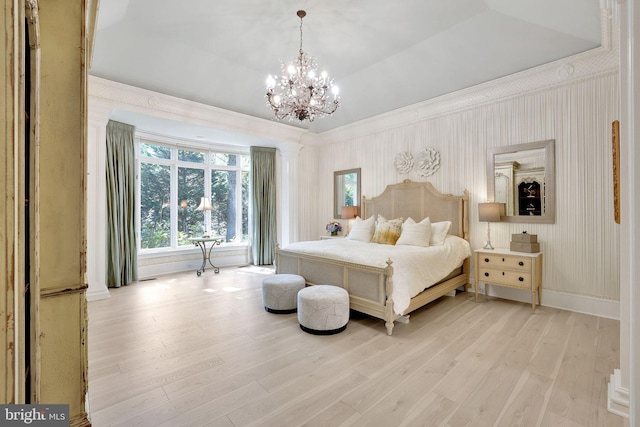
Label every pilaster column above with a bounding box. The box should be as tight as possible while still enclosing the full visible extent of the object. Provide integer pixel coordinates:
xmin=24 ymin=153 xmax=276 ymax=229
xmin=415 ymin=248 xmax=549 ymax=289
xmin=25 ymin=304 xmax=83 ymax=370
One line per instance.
xmin=86 ymin=100 xmax=112 ymax=301
xmin=608 ymin=0 xmax=635 ymax=421
xmin=277 ymin=141 xmax=303 ymax=246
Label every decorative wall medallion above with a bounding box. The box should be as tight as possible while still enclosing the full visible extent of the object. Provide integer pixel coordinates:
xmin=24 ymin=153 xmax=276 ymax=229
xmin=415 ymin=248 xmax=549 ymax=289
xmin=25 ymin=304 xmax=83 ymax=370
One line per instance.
xmin=414 ymin=147 xmax=441 ymax=177
xmin=557 ymin=63 xmax=575 ymax=79
xmin=148 ymin=96 xmax=160 ymax=107
xmin=394 ymin=152 xmax=414 ymax=174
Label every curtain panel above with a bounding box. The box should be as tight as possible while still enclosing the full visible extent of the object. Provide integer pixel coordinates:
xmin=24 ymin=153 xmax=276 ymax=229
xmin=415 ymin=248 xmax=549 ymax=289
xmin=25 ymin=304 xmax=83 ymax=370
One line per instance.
xmin=106 ymin=120 xmax=138 ymax=287
xmin=250 ymin=146 xmax=277 ymax=265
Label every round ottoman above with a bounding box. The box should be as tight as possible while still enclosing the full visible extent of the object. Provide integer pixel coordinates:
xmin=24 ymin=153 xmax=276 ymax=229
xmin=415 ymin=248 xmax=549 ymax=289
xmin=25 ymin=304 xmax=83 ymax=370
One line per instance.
xmin=297 ymin=285 xmax=349 ymax=335
xmin=262 ymin=274 xmax=306 ymax=314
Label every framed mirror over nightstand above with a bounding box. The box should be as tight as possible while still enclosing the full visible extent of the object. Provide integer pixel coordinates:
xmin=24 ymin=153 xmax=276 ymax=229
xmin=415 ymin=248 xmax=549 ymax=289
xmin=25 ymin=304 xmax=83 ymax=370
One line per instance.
xmin=487 ymin=139 xmax=555 ymax=224
xmin=334 ymin=168 xmax=360 ymax=219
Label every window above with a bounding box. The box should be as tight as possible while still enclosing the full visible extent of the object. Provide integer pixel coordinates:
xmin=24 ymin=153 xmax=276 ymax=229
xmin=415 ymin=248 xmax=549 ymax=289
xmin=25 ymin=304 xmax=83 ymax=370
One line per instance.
xmin=138 ymin=140 xmax=250 ymax=251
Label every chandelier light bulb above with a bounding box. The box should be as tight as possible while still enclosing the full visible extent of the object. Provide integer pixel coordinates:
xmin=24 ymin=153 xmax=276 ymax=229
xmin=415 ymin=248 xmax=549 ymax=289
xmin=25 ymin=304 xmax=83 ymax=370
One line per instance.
xmin=264 ymin=10 xmax=340 ymax=122
xmin=266 ymin=75 xmax=276 ymax=88
xmin=332 ymin=86 xmax=340 ymax=96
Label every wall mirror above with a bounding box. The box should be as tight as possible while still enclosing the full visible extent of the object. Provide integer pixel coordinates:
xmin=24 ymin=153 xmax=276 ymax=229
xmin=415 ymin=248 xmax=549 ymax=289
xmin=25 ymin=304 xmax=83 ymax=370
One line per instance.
xmin=487 ymin=139 xmax=555 ymax=224
xmin=334 ymin=168 xmax=360 ymax=219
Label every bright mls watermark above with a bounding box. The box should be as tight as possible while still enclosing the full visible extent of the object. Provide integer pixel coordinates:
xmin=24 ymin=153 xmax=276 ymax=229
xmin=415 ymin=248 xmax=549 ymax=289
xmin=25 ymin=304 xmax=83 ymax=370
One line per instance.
xmin=0 ymin=405 xmax=69 ymax=426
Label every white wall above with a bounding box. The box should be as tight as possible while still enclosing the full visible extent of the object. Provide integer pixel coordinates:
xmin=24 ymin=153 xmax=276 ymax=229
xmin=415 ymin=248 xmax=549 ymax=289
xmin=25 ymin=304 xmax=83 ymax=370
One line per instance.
xmin=87 ymin=10 xmax=620 ymax=319
xmin=300 ymin=39 xmax=620 ymax=318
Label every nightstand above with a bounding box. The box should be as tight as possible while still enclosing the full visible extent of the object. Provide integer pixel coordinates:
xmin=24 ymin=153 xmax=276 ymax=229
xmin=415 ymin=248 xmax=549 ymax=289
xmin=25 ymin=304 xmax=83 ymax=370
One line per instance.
xmin=474 ymin=248 xmax=543 ymax=312
xmin=320 ymin=235 xmax=345 ymax=240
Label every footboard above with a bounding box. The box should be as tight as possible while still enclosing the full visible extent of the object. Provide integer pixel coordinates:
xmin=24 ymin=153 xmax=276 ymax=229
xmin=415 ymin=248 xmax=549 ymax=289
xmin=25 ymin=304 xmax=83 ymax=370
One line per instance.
xmin=275 ymin=247 xmax=401 ymax=335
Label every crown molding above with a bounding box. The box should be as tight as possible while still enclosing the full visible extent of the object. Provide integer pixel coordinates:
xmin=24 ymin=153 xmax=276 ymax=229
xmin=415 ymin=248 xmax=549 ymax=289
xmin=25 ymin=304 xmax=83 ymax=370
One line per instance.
xmin=320 ymin=9 xmax=620 ymax=144
xmin=88 ymin=75 xmax=319 ymax=146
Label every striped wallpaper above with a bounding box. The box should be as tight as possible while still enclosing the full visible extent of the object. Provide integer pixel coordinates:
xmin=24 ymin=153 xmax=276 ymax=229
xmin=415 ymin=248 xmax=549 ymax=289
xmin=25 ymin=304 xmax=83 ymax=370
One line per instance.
xmin=299 ymin=71 xmax=620 ymax=301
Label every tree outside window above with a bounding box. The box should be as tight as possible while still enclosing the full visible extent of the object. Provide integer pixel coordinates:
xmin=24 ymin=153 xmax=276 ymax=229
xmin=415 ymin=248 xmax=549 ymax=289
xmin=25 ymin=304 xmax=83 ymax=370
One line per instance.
xmin=138 ymin=141 xmax=250 ymax=251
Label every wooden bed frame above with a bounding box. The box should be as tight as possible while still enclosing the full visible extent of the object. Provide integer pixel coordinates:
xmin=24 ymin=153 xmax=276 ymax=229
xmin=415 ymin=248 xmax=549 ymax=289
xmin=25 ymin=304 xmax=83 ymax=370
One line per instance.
xmin=275 ymin=180 xmax=470 ymax=335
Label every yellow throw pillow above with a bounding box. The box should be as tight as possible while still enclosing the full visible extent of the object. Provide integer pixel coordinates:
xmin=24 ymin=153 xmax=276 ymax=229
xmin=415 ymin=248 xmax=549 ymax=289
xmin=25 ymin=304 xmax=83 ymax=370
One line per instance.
xmin=372 ymin=214 xmax=404 ymax=245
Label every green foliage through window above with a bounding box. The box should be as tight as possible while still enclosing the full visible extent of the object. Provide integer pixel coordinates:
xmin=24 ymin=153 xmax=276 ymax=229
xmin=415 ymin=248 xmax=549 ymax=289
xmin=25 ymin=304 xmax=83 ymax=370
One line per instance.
xmin=138 ymin=142 xmax=250 ymax=251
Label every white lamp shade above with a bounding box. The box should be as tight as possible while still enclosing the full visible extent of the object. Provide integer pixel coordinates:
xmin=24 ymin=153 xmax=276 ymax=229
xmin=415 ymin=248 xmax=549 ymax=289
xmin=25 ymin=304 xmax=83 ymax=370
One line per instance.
xmin=478 ymin=202 xmax=504 ymax=222
xmin=196 ymin=196 xmax=213 ymax=211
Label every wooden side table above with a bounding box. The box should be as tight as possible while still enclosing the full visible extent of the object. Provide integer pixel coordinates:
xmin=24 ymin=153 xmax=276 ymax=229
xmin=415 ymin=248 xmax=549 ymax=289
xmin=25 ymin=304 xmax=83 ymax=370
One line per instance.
xmin=319 ymin=235 xmax=345 ymax=240
xmin=474 ymin=248 xmax=543 ymax=312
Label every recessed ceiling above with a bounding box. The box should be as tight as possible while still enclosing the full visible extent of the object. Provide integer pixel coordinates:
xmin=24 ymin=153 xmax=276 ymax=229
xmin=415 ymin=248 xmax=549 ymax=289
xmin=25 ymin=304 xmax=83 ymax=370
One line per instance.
xmin=91 ymin=0 xmax=601 ymax=135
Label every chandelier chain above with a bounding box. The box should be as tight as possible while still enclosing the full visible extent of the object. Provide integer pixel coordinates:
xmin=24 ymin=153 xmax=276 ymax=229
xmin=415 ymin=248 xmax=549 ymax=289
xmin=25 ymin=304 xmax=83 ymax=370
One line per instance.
xmin=299 ymin=15 xmax=304 ymax=55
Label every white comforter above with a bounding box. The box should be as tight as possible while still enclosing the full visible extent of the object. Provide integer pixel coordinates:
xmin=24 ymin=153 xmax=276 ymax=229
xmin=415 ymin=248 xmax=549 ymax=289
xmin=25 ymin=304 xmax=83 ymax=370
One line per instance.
xmin=281 ymin=235 xmax=471 ymax=315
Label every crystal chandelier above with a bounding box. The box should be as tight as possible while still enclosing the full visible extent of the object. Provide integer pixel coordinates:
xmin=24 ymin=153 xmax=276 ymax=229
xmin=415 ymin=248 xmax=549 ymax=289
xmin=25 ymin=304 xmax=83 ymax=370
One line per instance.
xmin=266 ymin=10 xmax=340 ymax=122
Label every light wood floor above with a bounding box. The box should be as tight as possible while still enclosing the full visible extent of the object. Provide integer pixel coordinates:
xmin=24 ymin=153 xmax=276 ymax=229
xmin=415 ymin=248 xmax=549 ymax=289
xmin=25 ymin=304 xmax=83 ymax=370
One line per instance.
xmin=87 ymin=266 xmax=625 ymax=427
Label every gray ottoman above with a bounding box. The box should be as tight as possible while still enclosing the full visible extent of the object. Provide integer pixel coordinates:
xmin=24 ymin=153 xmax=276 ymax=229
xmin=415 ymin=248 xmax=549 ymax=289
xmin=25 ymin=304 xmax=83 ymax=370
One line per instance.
xmin=297 ymin=285 xmax=349 ymax=335
xmin=262 ymin=274 xmax=306 ymax=314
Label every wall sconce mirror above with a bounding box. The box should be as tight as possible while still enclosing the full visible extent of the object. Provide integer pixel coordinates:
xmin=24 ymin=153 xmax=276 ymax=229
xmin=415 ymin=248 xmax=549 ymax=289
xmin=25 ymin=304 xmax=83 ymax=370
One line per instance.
xmin=334 ymin=168 xmax=361 ymax=219
xmin=487 ymin=139 xmax=555 ymax=224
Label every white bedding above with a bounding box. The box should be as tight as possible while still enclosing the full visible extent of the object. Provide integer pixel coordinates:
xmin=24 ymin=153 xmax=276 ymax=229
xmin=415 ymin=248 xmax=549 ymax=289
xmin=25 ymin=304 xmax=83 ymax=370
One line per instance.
xmin=282 ymin=235 xmax=471 ymax=315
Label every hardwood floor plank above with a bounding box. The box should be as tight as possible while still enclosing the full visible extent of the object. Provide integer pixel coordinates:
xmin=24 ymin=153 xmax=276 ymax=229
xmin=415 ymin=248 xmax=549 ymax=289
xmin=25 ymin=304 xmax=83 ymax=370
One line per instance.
xmin=246 ymin=371 xmax=368 ymax=427
xmin=87 ymin=269 xmax=625 ymax=427
xmin=546 ymin=314 xmax=600 ymax=425
xmin=494 ymin=371 xmax=552 ymax=427
xmin=300 ymin=401 xmax=359 ymax=427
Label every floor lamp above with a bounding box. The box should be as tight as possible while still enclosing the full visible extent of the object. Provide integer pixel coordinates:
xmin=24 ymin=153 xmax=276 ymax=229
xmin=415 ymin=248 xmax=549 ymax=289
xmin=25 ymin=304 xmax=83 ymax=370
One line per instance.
xmin=478 ymin=202 xmax=504 ymax=250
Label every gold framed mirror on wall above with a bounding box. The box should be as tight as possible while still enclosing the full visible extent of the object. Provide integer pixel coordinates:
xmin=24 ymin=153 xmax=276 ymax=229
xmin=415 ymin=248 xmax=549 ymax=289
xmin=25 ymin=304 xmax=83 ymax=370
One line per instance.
xmin=487 ymin=139 xmax=555 ymax=224
xmin=334 ymin=168 xmax=360 ymax=219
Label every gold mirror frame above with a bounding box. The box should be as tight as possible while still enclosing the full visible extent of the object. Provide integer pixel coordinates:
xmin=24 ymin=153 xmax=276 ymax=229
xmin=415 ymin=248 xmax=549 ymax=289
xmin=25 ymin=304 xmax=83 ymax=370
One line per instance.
xmin=487 ymin=140 xmax=555 ymax=224
xmin=333 ymin=168 xmax=360 ymax=219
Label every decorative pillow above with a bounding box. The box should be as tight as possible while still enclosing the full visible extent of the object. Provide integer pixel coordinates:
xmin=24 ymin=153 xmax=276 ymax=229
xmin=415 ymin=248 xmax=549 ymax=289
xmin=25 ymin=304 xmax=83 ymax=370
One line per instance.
xmin=430 ymin=221 xmax=452 ymax=245
xmin=396 ymin=217 xmax=432 ymax=247
xmin=371 ymin=214 xmax=404 ymax=245
xmin=347 ymin=215 xmax=375 ymax=242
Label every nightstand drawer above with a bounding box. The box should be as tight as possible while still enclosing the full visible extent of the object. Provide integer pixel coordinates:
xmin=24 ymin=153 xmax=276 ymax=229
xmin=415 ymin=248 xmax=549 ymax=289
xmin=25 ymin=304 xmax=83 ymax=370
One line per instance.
xmin=478 ymin=268 xmax=532 ymax=287
xmin=478 ymin=254 xmax=531 ymax=271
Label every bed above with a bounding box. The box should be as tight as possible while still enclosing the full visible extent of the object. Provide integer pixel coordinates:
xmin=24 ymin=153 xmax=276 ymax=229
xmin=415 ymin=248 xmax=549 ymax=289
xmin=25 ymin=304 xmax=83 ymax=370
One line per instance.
xmin=275 ymin=180 xmax=470 ymax=335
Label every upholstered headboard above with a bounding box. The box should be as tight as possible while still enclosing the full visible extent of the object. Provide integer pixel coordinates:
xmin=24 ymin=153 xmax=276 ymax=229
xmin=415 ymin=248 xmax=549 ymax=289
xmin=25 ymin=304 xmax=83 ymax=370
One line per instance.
xmin=361 ymin=180 xmax=469 ymax=240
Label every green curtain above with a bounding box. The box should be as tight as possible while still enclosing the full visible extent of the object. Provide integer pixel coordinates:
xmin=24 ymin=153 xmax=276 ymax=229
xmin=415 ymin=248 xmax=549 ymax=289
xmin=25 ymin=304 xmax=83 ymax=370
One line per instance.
xmin=106 ymin=120 xmax=138 ymax=287
xmin=251 ymin=146 xmax=277 ymax=265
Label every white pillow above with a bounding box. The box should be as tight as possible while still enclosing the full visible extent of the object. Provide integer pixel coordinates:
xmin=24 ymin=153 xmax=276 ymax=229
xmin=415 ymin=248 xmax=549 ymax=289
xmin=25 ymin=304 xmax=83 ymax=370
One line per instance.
xmin=430 ymin=221 xmax=452 ymax=245
xmin=396 ymin=217 xmax=432 ymax=247
xmin=347 ymin=215 xmax=375 ymax=242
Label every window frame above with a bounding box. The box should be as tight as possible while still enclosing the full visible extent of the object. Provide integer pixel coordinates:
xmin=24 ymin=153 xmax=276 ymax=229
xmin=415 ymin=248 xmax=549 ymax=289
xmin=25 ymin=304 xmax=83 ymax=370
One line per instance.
xmin=136 ymin=136 xmax=250 ymax=255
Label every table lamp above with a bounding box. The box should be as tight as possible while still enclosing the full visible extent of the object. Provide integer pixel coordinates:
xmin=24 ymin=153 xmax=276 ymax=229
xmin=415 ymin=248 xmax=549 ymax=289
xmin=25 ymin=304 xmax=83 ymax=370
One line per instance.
xmin=478 ymin=202 xmax=504 ymax=250
xmin=196 ymin=196 xmax=213 ymax=236
xmin=341 ymin=205 xmax=359 ymax=236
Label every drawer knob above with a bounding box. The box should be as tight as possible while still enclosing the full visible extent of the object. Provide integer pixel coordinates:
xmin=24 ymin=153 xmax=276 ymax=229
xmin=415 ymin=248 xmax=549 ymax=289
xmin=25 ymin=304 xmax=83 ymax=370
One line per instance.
xmin=484 ymin=272 xmax=489 ymax=277
xmin=484 ymin=258 xmax=489 ymax=263
xmin=502 ymin=258 xmax=505 ymax=262
xmin=519 ymin=261 xmax=524 ymax=266
xmin=518 ymin=277 xmax=524 ymax=282
xmin=502 ymin=272 xmax=505 ymax=275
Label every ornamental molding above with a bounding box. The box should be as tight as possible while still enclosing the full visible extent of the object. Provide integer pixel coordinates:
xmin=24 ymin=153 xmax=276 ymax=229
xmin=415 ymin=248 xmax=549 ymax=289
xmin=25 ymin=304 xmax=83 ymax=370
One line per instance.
xmin=88 ymin=76 xmax=314 ymax=145
xmin=395 ymin=148 xmax=441 ymax=177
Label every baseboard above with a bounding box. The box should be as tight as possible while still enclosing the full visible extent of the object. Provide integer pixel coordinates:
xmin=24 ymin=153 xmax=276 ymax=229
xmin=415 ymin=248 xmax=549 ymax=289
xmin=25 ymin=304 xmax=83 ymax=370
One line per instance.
xmin=472 ymin=283 xmax=620 ymax=320
xmin=608 ymin=369 xmax=630 ymax=418
xmin=86 ymin=286 xmax=110 ymax=301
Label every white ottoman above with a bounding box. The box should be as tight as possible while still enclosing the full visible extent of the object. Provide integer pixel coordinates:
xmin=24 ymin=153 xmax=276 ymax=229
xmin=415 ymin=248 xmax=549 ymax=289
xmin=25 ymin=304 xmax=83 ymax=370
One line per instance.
xmin=297 ymin=285 xmax=349 ymax=335
xmin=262 ymin=274 xmax=306 ymax=314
